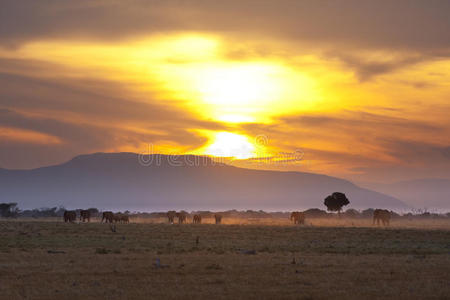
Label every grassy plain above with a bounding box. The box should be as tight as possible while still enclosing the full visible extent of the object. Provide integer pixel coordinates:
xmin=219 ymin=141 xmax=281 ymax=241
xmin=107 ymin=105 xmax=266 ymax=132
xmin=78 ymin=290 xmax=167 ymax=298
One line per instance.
xmin=0 ymin=218 xmax=449 ymax=299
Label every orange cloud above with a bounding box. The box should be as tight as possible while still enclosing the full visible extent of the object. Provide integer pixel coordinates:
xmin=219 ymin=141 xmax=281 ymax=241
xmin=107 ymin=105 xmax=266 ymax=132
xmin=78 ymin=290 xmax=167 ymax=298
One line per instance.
xmin=0 ymin=127 xmax=62 ymax=145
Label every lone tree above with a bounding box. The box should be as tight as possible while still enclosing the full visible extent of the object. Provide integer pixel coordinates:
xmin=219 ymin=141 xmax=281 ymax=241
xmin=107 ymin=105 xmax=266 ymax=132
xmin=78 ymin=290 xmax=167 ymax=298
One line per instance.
xmin=324 ymin=192 xmax=349 ymax=216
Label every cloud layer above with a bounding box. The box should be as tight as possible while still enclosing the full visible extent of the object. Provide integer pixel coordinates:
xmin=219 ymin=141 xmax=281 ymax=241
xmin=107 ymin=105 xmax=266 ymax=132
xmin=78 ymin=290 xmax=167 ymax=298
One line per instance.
xmin=2 ymin=1 xmax=450 ymax=51
xmin=0 ymin=0 xmax=449 ymax=183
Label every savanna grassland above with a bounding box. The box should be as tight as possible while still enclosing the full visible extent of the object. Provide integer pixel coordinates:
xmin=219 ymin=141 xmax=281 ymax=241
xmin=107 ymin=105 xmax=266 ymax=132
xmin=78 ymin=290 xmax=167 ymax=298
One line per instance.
xmin=1 ymin=218 xmax=449 ymax=300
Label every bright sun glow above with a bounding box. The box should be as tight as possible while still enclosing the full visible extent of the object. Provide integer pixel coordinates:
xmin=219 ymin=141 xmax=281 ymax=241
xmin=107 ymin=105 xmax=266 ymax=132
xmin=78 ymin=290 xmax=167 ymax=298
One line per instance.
xmin=185 ymin=61 xmax=319 ymax=123
xmin=203 ymin=132 xmax=256 ymax=159
xmin=3 ymin=34 xmax=321 ymax=159
xmin=196 ymin=65 xmax=281 ymax=105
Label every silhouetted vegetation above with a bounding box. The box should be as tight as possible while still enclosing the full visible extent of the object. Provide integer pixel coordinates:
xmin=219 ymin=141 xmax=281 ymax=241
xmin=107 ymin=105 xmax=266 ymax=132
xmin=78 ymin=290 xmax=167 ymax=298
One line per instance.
xmin=0 ymin=202 xmax=19 ymax=218
xmin=361 ymin=208 xmax=375 ymax=218
xmin=303 ymin=208 xmax=329 ymax=218
xmin=324 ymin=192 xmax=350 ymax=214
xmin=343 ymin=208 xmax=360 ymax=218
xmin=19 ymin=206 xmax=66 ymax=218
xmin=1 ymin=203 xmax=449 ymax=221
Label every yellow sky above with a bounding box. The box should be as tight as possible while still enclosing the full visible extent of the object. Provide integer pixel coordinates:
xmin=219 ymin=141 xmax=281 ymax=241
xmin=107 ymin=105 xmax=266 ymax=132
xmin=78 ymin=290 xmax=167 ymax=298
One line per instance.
xmin=0 ymin=34 xmax=326 ymax=152
xmin=1 ymin=22 xmax=449 ymax=182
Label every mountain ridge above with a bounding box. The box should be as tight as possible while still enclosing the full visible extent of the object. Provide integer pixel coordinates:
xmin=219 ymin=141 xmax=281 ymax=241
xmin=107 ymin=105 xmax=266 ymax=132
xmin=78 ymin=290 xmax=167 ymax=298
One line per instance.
xmin=0 ymin=152 xmax=407 ymax=211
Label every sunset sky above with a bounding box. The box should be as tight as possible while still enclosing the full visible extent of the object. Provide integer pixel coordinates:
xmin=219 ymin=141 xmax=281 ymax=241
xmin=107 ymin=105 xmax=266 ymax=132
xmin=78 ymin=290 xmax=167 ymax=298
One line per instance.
xmin=1 ymin=0 xmax=449 ymax=183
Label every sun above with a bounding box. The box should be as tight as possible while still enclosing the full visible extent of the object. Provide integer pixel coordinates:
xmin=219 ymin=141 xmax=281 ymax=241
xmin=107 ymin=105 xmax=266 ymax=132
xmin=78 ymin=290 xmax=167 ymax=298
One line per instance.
xmin=197 ymin=64 xmax=281 ymax=105
xmin=203 ymin=132 xmax=256 ymax=159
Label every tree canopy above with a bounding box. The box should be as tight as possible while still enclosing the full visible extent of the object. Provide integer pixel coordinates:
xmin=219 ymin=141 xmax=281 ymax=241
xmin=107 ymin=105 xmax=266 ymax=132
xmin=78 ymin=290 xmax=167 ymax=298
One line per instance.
xmin=324 ymin=192 xmax=350 ymax=213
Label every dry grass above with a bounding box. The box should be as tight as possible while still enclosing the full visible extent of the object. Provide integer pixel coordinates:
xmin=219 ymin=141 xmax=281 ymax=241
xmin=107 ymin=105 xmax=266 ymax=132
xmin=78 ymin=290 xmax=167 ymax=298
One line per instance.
xmin=0 ymin=219 xmax=449 ymax=299
xmin=13 ymin=216 xmax=450 ymax=230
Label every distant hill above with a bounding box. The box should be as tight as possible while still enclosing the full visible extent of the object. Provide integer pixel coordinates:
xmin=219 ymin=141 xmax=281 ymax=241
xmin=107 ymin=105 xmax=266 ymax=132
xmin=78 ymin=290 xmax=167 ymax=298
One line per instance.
xmin=362 ymin=178 xmax=450 ymax=210
xmin=0 ymin=153 xmax=407 ymax=211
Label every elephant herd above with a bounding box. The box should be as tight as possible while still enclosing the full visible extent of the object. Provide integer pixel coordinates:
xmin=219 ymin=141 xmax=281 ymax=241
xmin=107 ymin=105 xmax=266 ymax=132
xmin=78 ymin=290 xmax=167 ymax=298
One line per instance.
xmin=167 ymin=211 xmax=222 ymax=224
xmin=63 ymin=210 xmax=129 ymax=223
xmin=101 ymin=211 xmax=129 ymax=223
xmin=63 ymin=210 xmax=93 ymax=223
xmin=63 ymin=208 xmax=392 ymax=226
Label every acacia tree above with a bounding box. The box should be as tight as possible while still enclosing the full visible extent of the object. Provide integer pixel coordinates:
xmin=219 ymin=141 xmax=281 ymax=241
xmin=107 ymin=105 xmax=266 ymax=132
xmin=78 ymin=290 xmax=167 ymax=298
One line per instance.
xmin=324 ymin=192 xmax=350 ymax=216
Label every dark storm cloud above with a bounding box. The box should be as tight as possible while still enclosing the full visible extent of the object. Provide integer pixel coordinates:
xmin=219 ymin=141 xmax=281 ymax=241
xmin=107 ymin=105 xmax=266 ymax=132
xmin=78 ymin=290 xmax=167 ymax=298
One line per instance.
xmin=1 ymin=0 xmax=450 ymax=52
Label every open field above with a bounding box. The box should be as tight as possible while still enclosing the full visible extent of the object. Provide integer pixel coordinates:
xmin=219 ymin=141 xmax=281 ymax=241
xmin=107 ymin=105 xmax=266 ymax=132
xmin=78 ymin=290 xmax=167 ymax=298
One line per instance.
xmin=1 ymin=219 xmax=449 ymax=299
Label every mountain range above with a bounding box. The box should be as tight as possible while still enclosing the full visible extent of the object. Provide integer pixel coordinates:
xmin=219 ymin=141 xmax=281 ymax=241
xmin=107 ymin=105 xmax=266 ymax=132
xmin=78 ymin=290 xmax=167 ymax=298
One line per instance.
xmin=0 ymin=152 xmax=408 ymax=211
